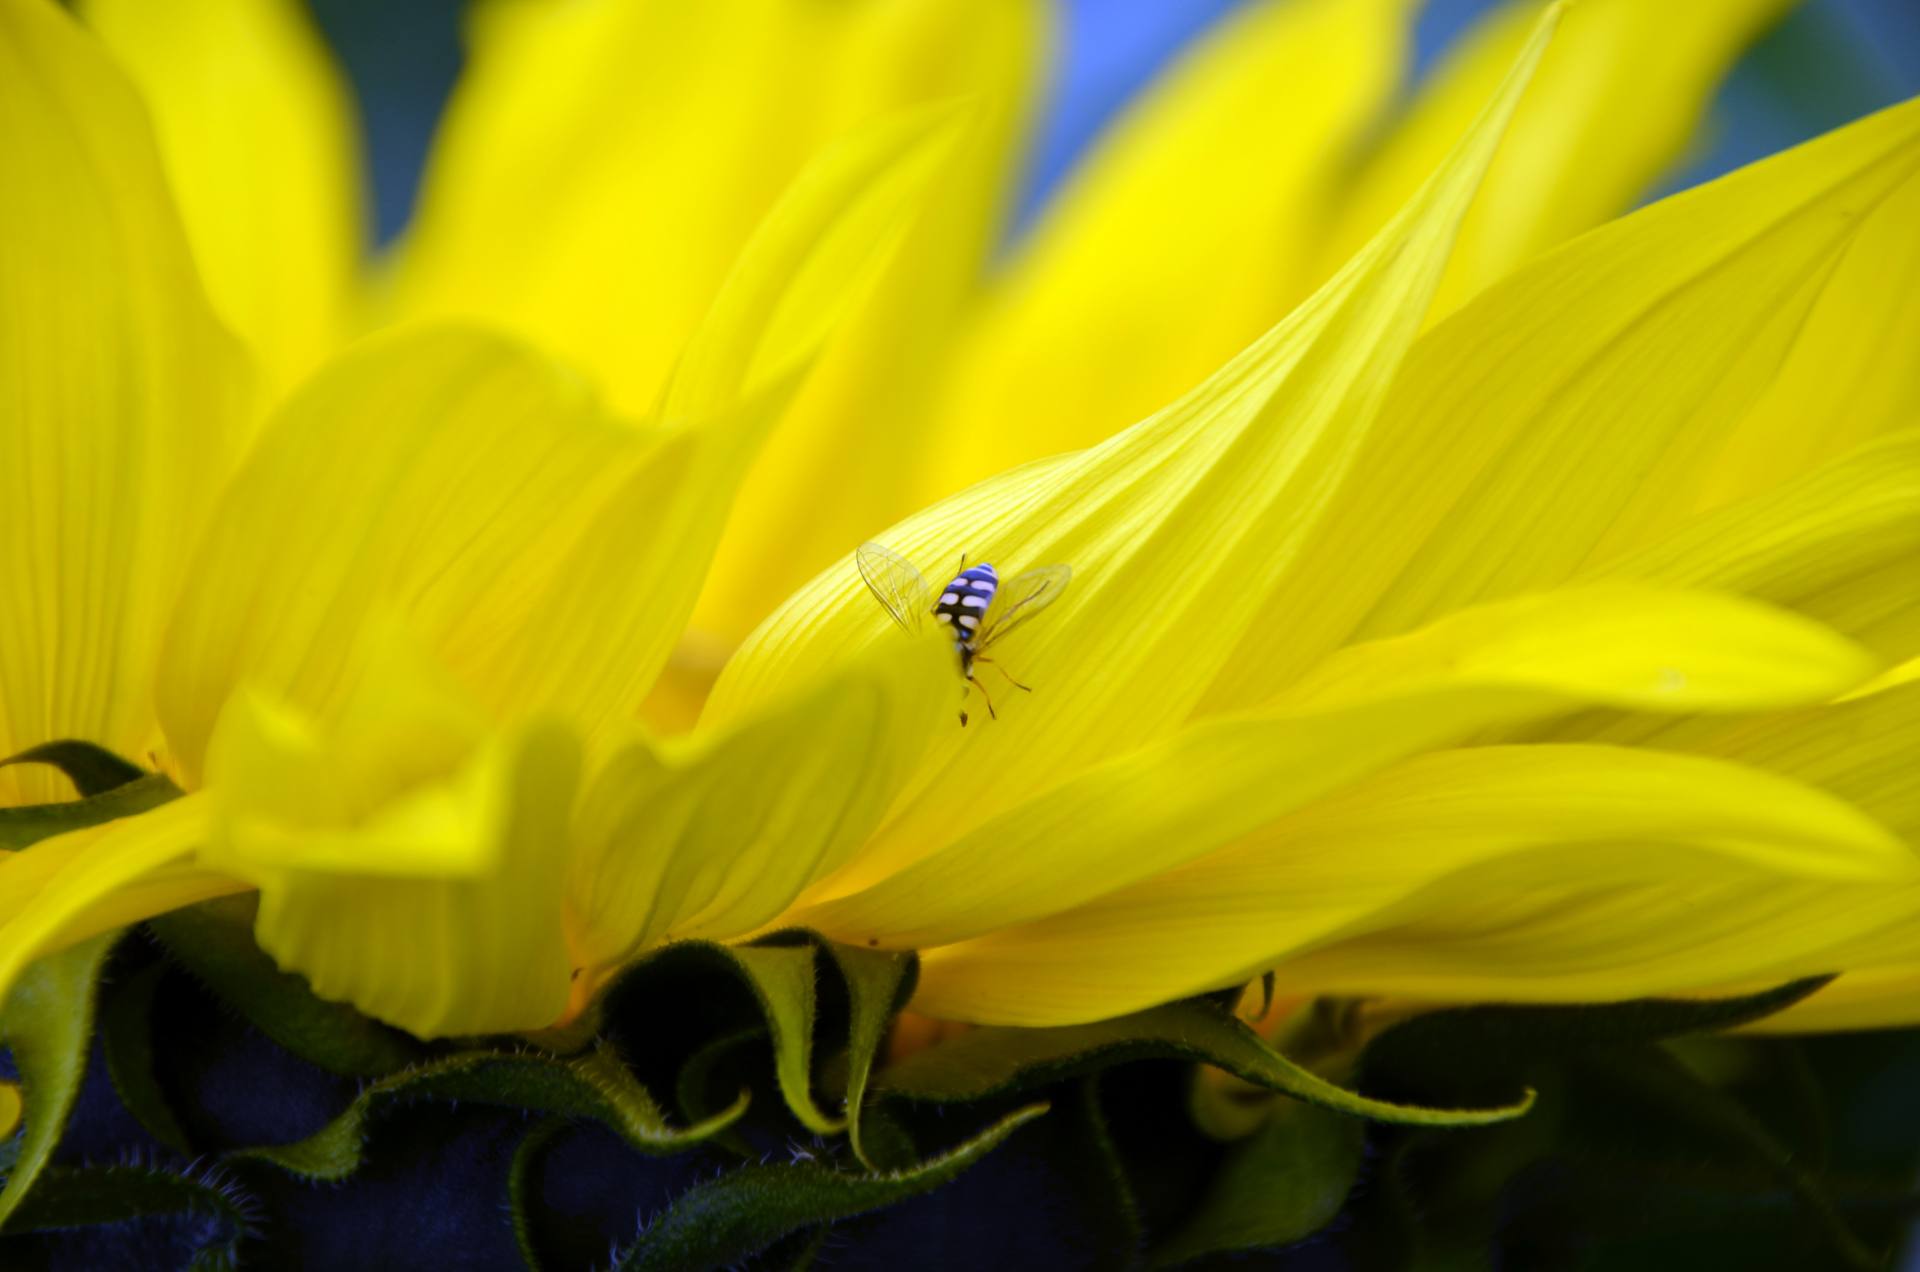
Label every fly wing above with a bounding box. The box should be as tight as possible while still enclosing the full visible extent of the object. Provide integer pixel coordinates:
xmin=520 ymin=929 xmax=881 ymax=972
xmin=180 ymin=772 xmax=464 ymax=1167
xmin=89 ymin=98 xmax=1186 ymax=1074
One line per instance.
xmin=855 ymin=541 xmax=932 ymax=632
xmin=977 ymin=564 xmax=1072 ymax=652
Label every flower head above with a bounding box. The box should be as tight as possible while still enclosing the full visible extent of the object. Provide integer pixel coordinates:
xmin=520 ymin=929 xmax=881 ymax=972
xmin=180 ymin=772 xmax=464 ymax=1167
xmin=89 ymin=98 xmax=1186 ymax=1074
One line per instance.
xmin=1 ymin=0 xmax=1916 ymax=1056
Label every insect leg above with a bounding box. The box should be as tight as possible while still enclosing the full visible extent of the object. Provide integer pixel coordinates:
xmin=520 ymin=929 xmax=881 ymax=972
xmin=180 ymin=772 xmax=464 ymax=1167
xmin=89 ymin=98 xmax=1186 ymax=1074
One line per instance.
xmin=975 ymin=656 xmax=1032 ymax=693
xmin=969 ymin=672 xmax=999 ymax=721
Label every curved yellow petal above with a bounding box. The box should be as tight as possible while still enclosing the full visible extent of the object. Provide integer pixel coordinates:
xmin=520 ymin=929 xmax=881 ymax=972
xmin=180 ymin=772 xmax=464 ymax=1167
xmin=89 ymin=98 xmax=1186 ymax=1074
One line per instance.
xmin=1321 ymin=0 xmax=1791 ymax=319
xmin=1744 ymin=966 xmax=1920 ymax=1034
xmin=1205 ymin=95 xmax=1920 ymax=710
xmin=0 ymin=795 xmax=239 ymax=1016
xmin=155 ymin=326 xmax=645 ymax=784
xmin=709 ymin=12 xmax=1621 ymax=882
xmin=917 ymin=0 xmax=1415 ymax=499
xmin=793 ymin=583 xmax=1874 ymax=948
xmin=0 ymin=0 xmax=251 ymax=805
xmin=910 ymin=747 xmax=1911 ymax=1025
xmin=80 ymin=0 xmax=362 ymax=396
xmin=566 ymin=633 xmax=949 ymax=989
xmin=1587 ymin=431 xmax=1920 ymax=664
xmin=207 ymin=715 xmax=582 ymax=1039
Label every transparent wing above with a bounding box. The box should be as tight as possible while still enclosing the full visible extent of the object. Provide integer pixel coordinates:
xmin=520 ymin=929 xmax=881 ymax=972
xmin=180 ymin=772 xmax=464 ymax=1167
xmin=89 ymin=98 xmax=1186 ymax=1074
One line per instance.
xmin=977 ymin=564 xmax=1072 ymax=652
xmin=855 ymin=541 xmax=932 ymax=632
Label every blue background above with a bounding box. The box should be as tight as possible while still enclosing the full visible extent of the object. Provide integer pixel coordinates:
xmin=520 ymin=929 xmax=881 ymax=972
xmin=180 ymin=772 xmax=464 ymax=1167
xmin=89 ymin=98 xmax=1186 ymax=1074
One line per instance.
xmin=304 ymin=0 xmax=1920 ymax=246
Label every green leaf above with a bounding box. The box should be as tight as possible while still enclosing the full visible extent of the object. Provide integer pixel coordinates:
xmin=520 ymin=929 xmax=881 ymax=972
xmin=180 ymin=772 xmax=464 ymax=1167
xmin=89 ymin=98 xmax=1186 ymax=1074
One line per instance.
xmin=0 ymin=740 xmax=146 ymax=797
xmin=234 ymin=1045 xmax=748 ymax=1181
xmin=1360 ymin=976 xmax=1837 ymax=1087
xmin=876 ymin=999 xmax=1532 ymax=1127
xmin=609 ymin=1102 xmax=1051 ymax=1271
xmin=1 ymin=1162 xmax=257 ymax=1264
xmin=0 ymin=931 xmax=118 ymax=1229
xmin=0 ymin=773 xmax=182 ymax=851
xmin=147 ymin=896 xmax=424 ymax=1078
xmin=99 ymin=962 xmax=193 ymax=1154
xmin=1152 ymin=1097 xmax=1365 ymax=1267
xmin=817 ymin=941 xmax=916 ymax=1170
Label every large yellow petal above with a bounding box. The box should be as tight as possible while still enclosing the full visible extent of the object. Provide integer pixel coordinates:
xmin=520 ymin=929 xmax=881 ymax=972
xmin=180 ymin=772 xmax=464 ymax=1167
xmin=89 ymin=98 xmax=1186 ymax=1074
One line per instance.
xmin=711 ymin=11 xmax=1589 ymax=877
xmin=566 ymin=633 xmax=949 ymax=993
xmin=80 ymin=0 xmax=362 ymax=396
xmin=1204 ymin=95 xmax=1920 ymax=710
xmin=1320 ymin=0 xmax=1791 ymax=320
xmin=0 ymin=0 xmax=251 ymax=805
xmin=0 ymin=795 xmax=240 ymax=1016
xmin=915 ymin=0 xmax=1414 ymax=500
xmin=910 ymin=746 xmax=1912 ymax=1025
xmin=792 ymin=583 xmax=1873 ymax=948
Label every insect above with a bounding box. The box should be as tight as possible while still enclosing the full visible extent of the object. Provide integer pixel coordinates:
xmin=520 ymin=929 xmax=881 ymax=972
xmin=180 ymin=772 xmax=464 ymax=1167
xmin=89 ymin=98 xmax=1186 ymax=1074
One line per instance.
xmin=856 ymin=541 xmax=1072 ymax=725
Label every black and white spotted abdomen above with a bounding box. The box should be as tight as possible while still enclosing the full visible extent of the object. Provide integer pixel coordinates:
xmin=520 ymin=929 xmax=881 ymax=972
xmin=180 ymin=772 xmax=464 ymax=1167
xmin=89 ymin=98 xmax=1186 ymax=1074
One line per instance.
xmin=933 ymin=564 xmax=999 ymax=647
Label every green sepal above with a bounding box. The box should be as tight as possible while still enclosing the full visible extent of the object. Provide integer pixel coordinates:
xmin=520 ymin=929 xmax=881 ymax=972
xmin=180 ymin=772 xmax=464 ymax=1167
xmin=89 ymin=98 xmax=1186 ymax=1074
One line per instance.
xmin=147 ymin=895 xmax=424 ymax=1078
xmin=1360 ymin=975 xmax=1836 ymax=1090
xmin=876 ymin=998 xmax=1533 ymax=1127
xmin=601 ymin=930 xmax=917 ymax=1146
xmin=0 ymin=740 xmax=146 ymax=798
xmin=0 ymin=773 xmax=181 ymax=851
xmin=99 ymin=961 xmax=194 ymax=1154
xmin=608 ymin=1101 xmax=1050 ymax=1271
xmin=233 ymin=1044 xmax=748 ymax=1181
xmin=816 ymin=940 xmax=916 ymax=1170
xmin=0 ymin=1162 xmax=257 ymax=1270
xmin=1151 ymin=1097 xmax=1364 ymax=1267
xmin=0 ymin=931 xmax=120 ymax=1229
xmin=508 ymin=1118 xmax=568 ymax=1272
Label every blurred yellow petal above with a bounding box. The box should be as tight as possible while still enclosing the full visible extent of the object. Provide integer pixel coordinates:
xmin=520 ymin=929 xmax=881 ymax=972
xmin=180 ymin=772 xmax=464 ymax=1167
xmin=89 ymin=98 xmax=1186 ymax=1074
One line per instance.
xmin=156 ymin=326 xmax=643 ymax=785
xmin=1745 ymin=966 xmax=1920 ymax=1033
xmin=81 ymin=0 xmax=362 ymax=396
xmin=794 ymin=583 xmax=1873 ymax=948
xmin=911 ymin=743 xmax=1911 ymax=1024
xmin=919 ymin=0 xmax=1414 ymax=497
xmin=392 ymin=0 xmax=1020 ymax=419
xmin=695 ymin=0 xmax=1046 ymax=641
xmin=0 ymin=0 xmax=250 ymax=805
xmin=1206 ymin=95 xmax=1920 ymax=709
xmin=0 ymin=796 xmax=238 ymax=1014
xmin=1321 ymin=0 xmax=1790 ymax=318
xmin=567 ymin=634 xmax=949 ymax=990
xmin=207 ymin=715 xmax=582 ymax=1039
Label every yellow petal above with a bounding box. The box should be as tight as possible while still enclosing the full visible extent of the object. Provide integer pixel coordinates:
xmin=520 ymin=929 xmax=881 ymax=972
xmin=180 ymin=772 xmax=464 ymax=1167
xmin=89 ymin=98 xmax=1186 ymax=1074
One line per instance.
xmin=694 ymin=0 xmax=1046 ymax=642
xmin=0 ymin=795 xmax=238 ymax=1015
xmin=566 ymin=633 xmax=949 ymax=989
xmin=80 ymin=0 xmax=362 ymax=396
xmin=1320 ymin=0 xmax=1792 ymax=319
xmin=910 ymin=746 xmax=1911 ymax=1025
xmin=1205 ymin=95 xmax=1920 ymax=710
xmin=391 ymin=0 xmax=1020 ymax=419
xmin=0 ymin=0 xmax=251 ymax=805
xmin=917 ymin=0 xmax=1415 ymax=499
xmin=155 ymin=326 xmax=645 ymax=784
xmin=1743 ymin=966 xmax=1920 ymax=1033
xmin=208 ymin=717 xmax=582 ymax=1039
xmin=709 ymin=11 xmax=1624 ymax=885
xmin=792 ymin=583 xmax=1874 ymax=948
